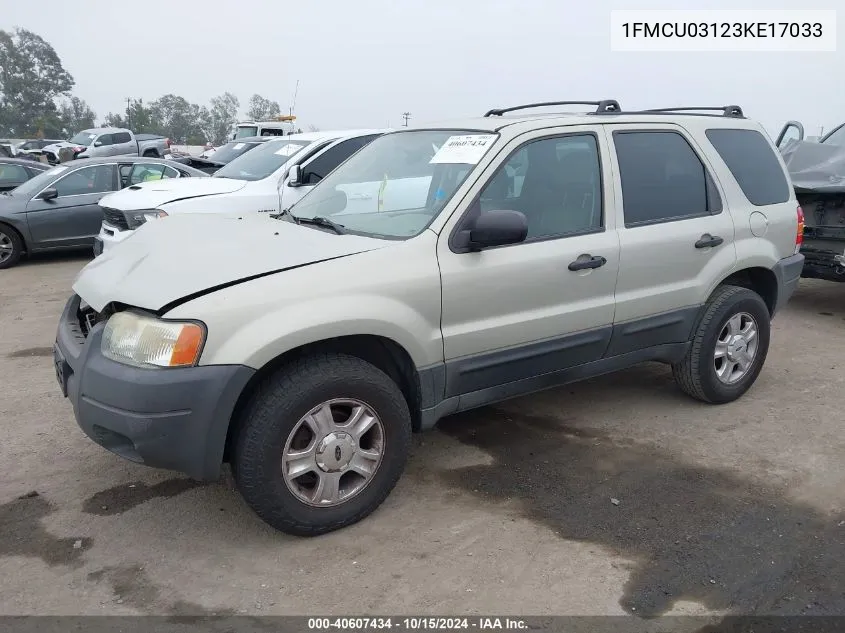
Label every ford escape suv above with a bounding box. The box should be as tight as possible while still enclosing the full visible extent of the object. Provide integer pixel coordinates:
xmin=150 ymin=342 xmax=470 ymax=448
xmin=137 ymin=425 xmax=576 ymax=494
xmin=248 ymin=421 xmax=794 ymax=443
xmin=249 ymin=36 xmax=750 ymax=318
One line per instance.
xmin=54 ymin=100 xmax=804 ymax=536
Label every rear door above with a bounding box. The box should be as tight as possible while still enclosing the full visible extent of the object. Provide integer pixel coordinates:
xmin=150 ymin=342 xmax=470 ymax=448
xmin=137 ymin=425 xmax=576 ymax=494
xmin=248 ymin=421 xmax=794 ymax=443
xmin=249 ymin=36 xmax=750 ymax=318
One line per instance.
xmin=603 ymin=124 xmax=737 ymax=355
xmin=112 ymin=131 xmax=135 ymax=155
xmin=26 ymin=164 xmax=117 ymax=248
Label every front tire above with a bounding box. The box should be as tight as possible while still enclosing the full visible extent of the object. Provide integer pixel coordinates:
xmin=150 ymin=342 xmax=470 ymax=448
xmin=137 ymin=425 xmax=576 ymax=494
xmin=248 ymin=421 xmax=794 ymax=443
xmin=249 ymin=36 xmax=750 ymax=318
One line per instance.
xmin=232 ymin=353 xmax=412 ymax=536
xmin=0 ymin=225 xmax=24 ymax=269
xmin=672 ymin=285 xmax=771 ymax=404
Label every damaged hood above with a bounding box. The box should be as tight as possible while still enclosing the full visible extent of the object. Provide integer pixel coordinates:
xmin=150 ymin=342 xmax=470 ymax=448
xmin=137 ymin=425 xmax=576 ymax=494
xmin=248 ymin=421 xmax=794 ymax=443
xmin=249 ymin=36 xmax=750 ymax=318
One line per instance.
xmin=98 ymin=177 xmax=248 ymax=211
xmin=72 ymin=214 xmax=388 ymax=312
xmin=781 ymin=139 xmax=845 ymax=193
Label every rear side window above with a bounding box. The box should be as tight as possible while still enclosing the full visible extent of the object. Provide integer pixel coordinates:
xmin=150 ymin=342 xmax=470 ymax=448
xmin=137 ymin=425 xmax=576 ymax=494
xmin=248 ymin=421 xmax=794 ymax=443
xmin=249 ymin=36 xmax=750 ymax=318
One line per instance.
xmin=113 ymin=132 xmax=131 ymax=144
xmin=705 ymin=128 xmax=791 ymax=206
xmin=613 ymin=130 xmax=721 ymax=227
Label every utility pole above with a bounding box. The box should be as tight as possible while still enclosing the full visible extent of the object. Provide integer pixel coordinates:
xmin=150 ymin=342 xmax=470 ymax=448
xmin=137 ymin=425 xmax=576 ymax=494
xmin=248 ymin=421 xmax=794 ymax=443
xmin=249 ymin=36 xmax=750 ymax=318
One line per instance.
xmin=126 ymin=97 xmax=132 ymax=129
xmin=401 ymin=112 xmax=411 ymax=127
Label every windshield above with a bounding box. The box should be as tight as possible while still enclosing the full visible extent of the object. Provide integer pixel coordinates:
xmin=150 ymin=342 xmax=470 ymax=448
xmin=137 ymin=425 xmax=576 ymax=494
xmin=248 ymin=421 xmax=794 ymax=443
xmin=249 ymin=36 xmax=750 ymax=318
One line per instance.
xmin=68 ymin=132 xmax=97 ymax=146
xmin=821 ymin=125 xmax=845 ymax=146
xmin=290 ymin=130 xmax=498 ymax=239
xmin=9 ymin=165 xmax=68 ymax=197
xmin=235 ymin=126 xmax=258 ymax=139
xmin=212 ymin=138 xmax=310 ymax=181
xmin=202 ymin=140 xmax=262 ymax=165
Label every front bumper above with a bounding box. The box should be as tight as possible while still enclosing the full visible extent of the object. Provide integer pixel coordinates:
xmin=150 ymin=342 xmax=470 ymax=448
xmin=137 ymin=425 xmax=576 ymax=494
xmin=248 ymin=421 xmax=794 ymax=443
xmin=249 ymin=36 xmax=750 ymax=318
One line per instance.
xmin=96 ymin=222 xmax=134 ymax=255
xmin=54 ymin=294 xmax=255 ymax=481
xmin=771 ymin=252 xmax=805 ymax=315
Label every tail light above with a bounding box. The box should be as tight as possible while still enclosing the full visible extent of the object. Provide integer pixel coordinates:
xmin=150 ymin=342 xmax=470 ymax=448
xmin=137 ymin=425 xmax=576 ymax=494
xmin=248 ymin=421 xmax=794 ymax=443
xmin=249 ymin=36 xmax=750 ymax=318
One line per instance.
xmin=165 ymin=138 xmax=172 ymax=147
xmin=72 ymin=146 xmax=85 ymax=153
xmin=795 ymin=205 xmax=804 ymax=254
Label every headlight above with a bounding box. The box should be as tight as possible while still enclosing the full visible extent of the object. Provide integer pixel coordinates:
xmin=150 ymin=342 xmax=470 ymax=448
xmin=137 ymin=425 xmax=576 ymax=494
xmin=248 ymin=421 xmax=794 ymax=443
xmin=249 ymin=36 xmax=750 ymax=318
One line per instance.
xmin=101 ymin=311 xmax=206 ymax=368
xmin=126 ymin=209 xmax=168 ymax=229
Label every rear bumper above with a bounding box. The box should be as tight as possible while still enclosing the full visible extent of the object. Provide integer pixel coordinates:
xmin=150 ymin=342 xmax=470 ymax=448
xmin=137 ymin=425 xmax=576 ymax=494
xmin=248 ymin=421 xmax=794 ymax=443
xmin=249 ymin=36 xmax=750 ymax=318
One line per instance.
xmin=55 ymin=294 xmax=255 ymax=481
xmin=799 ymin=246 xmax=845 ymax=282
xmin=772 ymin=252 xmax=805 ymax=315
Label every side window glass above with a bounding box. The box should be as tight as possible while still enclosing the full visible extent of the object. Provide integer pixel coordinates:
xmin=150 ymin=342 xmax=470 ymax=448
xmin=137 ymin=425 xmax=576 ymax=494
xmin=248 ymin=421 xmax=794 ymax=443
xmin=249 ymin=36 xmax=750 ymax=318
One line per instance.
xmin=0 ymin=164 xmax=28 ymax=184
xmin=128 ymin=163 xmax=167 ymax=185
xmin=476 ymin=134 xmax=603 ymax=239
xmin=613 ymin=131 xmax=713 ymax=227
xmin=113 ymin=132 xmax=131 ymax=144
xmin=96 ymin=134 xmax=113 ymax=147
xmin=706 ymin=128 xmax=792 ymax=206
xmin=303 ymin=136 xmax=379 ymax=185
xmin=163 ymin=165 xmax=180 ymax=178
xmin=54 ymin=165 xmax=116 ymax=197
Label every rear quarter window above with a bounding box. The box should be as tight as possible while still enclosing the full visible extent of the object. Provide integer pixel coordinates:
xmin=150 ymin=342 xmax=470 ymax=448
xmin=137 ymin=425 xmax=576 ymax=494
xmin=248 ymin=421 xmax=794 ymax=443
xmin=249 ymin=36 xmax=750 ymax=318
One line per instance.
xmin=705 ymin=128 xmax=791 ymax=206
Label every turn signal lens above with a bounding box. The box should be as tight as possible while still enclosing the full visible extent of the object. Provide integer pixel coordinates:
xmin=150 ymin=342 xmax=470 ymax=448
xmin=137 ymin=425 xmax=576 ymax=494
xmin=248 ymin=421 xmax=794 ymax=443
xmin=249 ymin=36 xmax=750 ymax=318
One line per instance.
xmin=101 ymin=311 xmax=206 ymax=368
xmin=795 ymin=205 xmax=805 ymax=254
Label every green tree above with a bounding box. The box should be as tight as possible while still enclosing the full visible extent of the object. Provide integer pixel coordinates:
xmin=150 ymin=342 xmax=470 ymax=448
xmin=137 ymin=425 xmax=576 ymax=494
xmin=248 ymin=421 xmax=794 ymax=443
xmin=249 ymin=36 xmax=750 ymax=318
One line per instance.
xmin=148 ymin=94 xmax=204 ymax=144
xmin=101 ymin=112 xmax=127 ymax=128
xmin=205 ymin=92 xmax=240 ymax=144
xmin=246 ymin=93 xmax=281 ymax=121
xmin=0 ymin=28 xmax=74 ymax=136
xmin=58 ymin=96 xmax=97 ymax=135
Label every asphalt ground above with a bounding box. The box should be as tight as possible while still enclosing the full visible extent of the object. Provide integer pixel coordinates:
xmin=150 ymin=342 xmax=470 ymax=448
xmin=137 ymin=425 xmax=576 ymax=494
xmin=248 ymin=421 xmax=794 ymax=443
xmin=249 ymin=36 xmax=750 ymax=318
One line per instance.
xmin=1 ymin=252 xmax=843 ymax=617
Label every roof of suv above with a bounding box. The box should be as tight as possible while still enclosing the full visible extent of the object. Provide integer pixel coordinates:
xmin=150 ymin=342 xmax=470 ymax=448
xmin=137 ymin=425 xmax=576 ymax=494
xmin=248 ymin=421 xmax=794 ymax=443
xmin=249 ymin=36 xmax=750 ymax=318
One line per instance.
xmin=403 ymin=103 xmax=760 ymax=135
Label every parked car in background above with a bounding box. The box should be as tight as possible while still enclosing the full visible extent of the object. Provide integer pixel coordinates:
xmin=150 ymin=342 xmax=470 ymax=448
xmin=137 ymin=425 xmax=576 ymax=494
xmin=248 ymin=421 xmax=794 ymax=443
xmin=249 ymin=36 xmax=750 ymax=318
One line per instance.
xmin=0 ymin=156 xmax=207 ymax=269
xmin=0 ymin=157 xmax=51 ymax=192
xmin=168 ymin=136 xmax=274 ymax=174
xmin=231 ymin=118 xmax=298 ymax=140
xmin=16 ymin=138 xmax=66 ymax=159
xmin=41 ymin=128 xmax=172 ymax=164
xmin=94 ymin=129 xmax=387 ymax=254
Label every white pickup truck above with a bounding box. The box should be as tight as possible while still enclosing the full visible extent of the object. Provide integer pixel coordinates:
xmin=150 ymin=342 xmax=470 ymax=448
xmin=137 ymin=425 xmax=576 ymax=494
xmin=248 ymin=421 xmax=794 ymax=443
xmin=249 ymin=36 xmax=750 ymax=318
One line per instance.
xmin=93 ymin=130 xmax=387 ymax=254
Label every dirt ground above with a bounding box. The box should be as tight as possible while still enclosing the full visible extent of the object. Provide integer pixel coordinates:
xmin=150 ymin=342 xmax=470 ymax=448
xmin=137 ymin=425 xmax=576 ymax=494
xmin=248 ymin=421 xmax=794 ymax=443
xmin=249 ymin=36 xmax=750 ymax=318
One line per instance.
xmin=1 ymin=252 xmax=843 ymax=618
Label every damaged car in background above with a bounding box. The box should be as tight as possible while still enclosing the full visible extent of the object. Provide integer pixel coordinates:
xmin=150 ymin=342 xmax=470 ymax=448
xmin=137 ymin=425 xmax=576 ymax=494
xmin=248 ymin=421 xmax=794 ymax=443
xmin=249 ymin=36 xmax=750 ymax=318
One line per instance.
xmin=777 ymin=120 xmax=845 ymax=282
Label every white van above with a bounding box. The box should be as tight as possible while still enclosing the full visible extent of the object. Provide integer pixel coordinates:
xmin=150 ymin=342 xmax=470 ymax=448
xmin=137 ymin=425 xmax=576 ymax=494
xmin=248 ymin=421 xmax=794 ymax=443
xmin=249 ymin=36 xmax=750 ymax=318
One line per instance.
xmin=94 ymin=130 xmax=387 ymax=254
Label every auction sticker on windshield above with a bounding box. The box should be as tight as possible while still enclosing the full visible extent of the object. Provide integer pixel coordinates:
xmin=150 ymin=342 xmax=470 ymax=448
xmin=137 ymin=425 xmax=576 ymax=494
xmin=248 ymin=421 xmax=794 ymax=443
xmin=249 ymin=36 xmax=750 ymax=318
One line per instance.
xmin=429 ymin=134 xmax=496 ymax=164
xmin=274 ymin=144 xmax=302 ymax=156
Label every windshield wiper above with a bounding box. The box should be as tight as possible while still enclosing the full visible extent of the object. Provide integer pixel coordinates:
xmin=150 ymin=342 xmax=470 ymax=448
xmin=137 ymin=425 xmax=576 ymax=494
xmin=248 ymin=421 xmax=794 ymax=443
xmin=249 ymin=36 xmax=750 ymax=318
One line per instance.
xmin=295 ymin=215 xmax=346 ymax=234
xmin=270 ymin=208 xmax=299 ymax=223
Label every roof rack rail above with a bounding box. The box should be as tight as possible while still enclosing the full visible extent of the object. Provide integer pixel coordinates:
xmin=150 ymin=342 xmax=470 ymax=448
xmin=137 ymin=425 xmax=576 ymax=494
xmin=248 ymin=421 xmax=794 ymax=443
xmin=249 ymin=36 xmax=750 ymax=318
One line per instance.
xmin=637 ymin=105 xmax=745 ymax=118
xmin=484 ymin=100 xmax=621 ymax=117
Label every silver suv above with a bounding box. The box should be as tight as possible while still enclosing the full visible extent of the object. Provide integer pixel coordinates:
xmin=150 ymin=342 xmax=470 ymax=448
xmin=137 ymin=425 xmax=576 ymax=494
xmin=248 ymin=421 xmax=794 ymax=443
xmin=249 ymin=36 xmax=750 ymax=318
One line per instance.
xmin=55 ymin=100 xmax=804 ymax=536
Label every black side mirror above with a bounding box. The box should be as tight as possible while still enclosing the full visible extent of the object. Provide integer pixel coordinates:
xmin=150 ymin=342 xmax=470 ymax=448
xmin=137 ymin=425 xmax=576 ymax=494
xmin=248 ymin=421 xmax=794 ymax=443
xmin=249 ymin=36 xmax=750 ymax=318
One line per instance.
xmin=465 ymin=210 xmax=528 ymax=251
xmin=288 ymin=164 xmax=302 ymax=187
xmin=37 ymin=187 xmax=58 ymax=201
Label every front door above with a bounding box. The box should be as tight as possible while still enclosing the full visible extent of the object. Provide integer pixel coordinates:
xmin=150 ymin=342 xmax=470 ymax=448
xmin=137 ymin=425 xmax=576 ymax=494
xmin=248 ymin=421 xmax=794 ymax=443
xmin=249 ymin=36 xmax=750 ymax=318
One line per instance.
xmin=26 ymin=164 xmax=117 ymax=249
xmin=437 ymin=127 xmax=620 ymax=399
xmin=603 ymin=124 xmax=737 ymax=353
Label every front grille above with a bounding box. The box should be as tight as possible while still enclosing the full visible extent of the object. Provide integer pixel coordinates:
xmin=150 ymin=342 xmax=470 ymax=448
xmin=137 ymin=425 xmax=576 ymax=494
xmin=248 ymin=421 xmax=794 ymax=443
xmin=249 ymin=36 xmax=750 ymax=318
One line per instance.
xmin=101 ymin=206 xmax=130 ymax=231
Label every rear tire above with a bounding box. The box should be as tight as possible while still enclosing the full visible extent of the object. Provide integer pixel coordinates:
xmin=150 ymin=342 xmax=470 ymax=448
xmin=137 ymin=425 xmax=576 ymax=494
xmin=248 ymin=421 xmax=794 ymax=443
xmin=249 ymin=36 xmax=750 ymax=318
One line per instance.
xmin=232 ymin=353 xmax=412 ymax=536
xmin=672 ymin=285 xmax=771 ymax=404
xmin=0 ymin=224 xmax=24 ymax=269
